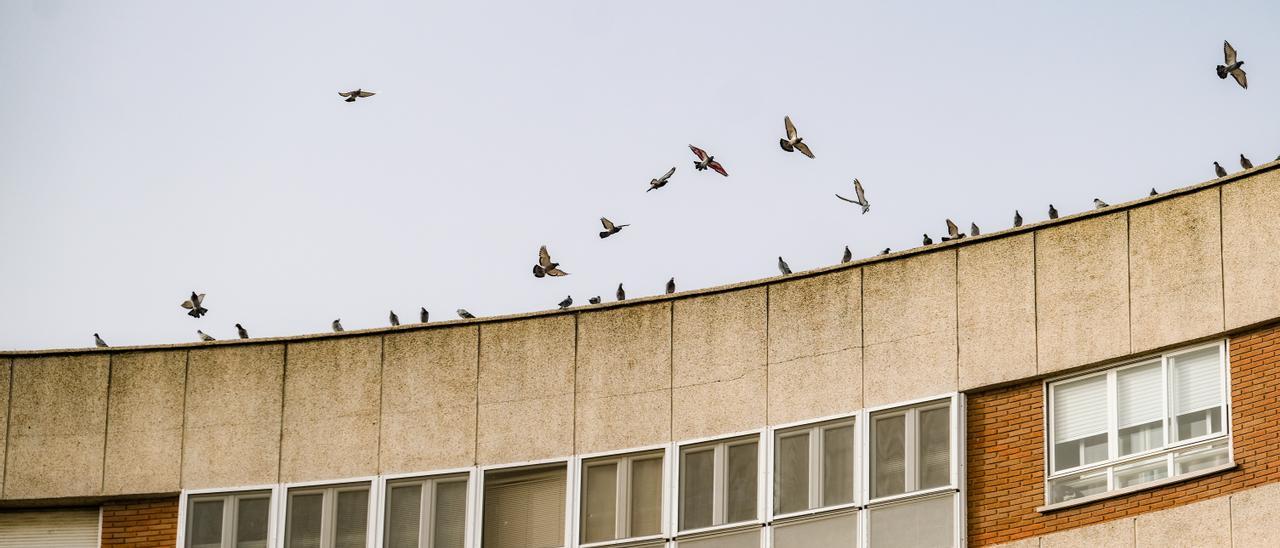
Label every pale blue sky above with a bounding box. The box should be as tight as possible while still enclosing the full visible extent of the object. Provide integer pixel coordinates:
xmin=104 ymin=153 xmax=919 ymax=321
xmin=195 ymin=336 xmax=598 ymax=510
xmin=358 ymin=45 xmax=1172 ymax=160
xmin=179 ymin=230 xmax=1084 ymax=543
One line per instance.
xmin=1 ymin=1 xmax=1277 ymax=349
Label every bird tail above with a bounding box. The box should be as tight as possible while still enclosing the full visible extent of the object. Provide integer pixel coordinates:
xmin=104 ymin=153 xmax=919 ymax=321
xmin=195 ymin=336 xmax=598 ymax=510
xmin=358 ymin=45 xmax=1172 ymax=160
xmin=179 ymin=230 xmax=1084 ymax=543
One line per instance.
xmin=1217 ymin=65 xmax=1229 ymax=78
xmin=599 ymin=232 xmax=609 ymax=238
xmin=345 ymin=97 xmax=356 ymax=102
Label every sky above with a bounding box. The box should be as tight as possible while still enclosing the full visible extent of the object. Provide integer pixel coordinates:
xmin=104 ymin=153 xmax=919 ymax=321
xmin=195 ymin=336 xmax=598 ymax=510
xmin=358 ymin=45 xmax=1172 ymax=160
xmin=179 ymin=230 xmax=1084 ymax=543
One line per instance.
xmin=1 ymin=1 xmax=1278 ymax=350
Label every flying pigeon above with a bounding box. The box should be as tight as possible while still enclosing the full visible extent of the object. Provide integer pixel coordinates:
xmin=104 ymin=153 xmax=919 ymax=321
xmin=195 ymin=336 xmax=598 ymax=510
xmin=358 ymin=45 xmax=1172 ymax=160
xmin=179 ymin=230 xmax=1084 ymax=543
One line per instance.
xmin=835 ymin=179 xmax=871 ymax=214
xmin=941 ymin=219 xmax=964 ymax=241
xmin=1214 ymin=162 xmax=1228 ymax=178
xmin=588 ymin=296 xmax=601 ymax=304
xmin=1150 ymin=188 xmax=1159 ymax=196
xmin=420 ymin=307 xmax=429 ymax=323
xmin=970 ymin=223 xmax=980 ymax=236
xmin=198 ymin=330 xmax=216 ymax=342
xmin=616 ymin=283 xmax=626 ymax=301
xmin=558 ymin=295 xmax=573 ymax=309
xmin=1217 ymin=41 xmax=1247 ymax=89
xmin=1049 ymin=205 xmax=1059 ymax=219
xmin=778 ymin=256 xmax=792 ymax=275
xmin=389 ymin=310 xmax=400 ymax=326
xmin=648 ymin=167 xmax=676 ymax=192
xmin=666 ymin=277 xmax=676 ymax=294
xmin=880 ymin=248 xmax=891 ymax=255
xmin=181 ymin=292 xmax=208 ymax=318
xmin=1241 ymin=154 xmax=1253 ymax=169
xmin=599 ymin=217 xmax=629 ymax=239
xmin=94 ymin=333 xmax=108 ymax=348
xmin=332 ymin=319 xmax=344 ymax=332
xmin=236 ymin=323 xmax=249 ymax=339
xmin=339 ymin=89 xmax=376 ymax=102
xmin=842 ymin=246 xmax=853 ymax=263
xmin=1014 ymin=210 xmax=1023 ymax=227
xmin=689 ymin=145 xmax=728 ymax=176
xmin=778 ymin=116 xmax=814 ymax=158
xmin=533 ymin=245 xmax=569 ymax=278
xmin=457 ymin=309 xmax=476 ymax=319
xmin=923 ymin=234 xmax=933 ymax=245
xmin=1093 ymin=198 xmax=1109 ymax=209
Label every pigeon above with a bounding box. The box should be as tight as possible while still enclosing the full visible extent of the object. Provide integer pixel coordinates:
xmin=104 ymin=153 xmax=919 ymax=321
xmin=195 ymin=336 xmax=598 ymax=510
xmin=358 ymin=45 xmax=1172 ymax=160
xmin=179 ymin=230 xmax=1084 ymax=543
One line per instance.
xmin=588 ymin=296 xmax=601 ymax=304
xmin=778 ymin=256 xmax=792 ymax=275
xmin=198 ymin=330 xmax=216 ymax=342
xmin=236 ymin=323 xmax=249 ymax=339
xmin=420 ymin=307 xmax=429 ymax=323
xmin=94 ymin=333 xmax=108 ymax=348
xmin=970 ymin=223 xmax=980 ymax=236
xmin=842 ymin=246 xmax=853 ymax=263
xmin=688 ymin=145 xmax=728 ymax=176
xmin=778 ymin=116 xmax=814 ymax=158
xmin=532 ymin=245 xmax=569 ymax=278
xmin=923 ymin=234 xmax=933 ymax=245
xmin=1241 ymin=154 xmax=1253 ymax=170
xmin=880 ymin=248 xmax=891 ymax=255
xmin=181 ymin=292 xmax=208 ymax=318
xmin=599 ymin=217 xmax=629 ymax=239
xmin=558 ymin=295 xmax=573 ymax=309
xmin=1013 ymin=210 xmax=1023 ymax=227
xmin=338 ymin=89 xmax=376 ymax=102
xmin=1150 ymin=188 xmax=1159 ymax=196
xmin=1276 ymin=154 xmax=1280 ymax=162
xmin=941 ymin=219 xmax=964 ymax=241
xmin=648 ymin=167 xmax=676 ymax=192
xmin=835 ymin=179 xmax=871 ymax=214
xmin=389 ymin=310 xmax=400 ymax=326
xmin=666 ymin=278 xmax=676 ymax=294
xmin=616 ymin=283 xmax=626 ymax=301
xmin=1217 ymin=41 xmax=1247 ymax=89
xmin=457 ymin=309 xmax=475 ymax=319
xmin=1049 ymin=205 xmax=1059 ymax=219
xmin=332 ymin=319 xmax=344 ymax=332
xmin=1093 ymin=198 xmax=1109 ymax=209
xmin=1214 ymin=162 xmax=1228 ymax=178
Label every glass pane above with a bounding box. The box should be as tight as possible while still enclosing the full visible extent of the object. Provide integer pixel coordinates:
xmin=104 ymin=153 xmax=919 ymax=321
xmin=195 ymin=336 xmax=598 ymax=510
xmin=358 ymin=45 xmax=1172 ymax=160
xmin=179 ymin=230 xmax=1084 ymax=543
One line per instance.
xmin=726 ymin=442 xmax=758 ymax=524
xmin=433 ymin=480 xmax=467 ymax=548
xmin=286 ymin=493 xmax=323 ymax=548
xmin=482 ymin=465 xmax=567 ymax=548
xmin=1114 ymin=456 xmax=1169 ymax=489
xmin=822 ymin=425 xmax=855 ymax=507
xmin=1176 ymin=408 xmax=1223 ymax=442
xmin=335 ymin=489 xmax=370 ymax=548
xmin=1118 ymin=421 xmax=1164 ymax=457
xmin=386 ymin=484 xmax=421 ymax=548
xmin=871 ymin=415 xmax=905 ymax=498
xmin=676 ymin=528 xmax=760 ymax=548
xmin=582 ymin=463 xmax=618 ymax=543
xmin=1174 ymin=439 xmax=1230 ymax=475
xmin=1053 ymin=433 xmax=1108 ymax=472
xmin=630 ymin=457 xmax=663 ymax=537
xmin=1046 ymin=469 xmax=1108 ymax=504
xmin=917 ymin=407 xmax=950 ymax=490
xmin=772 ymin=511 xmax=857 ymax=548
xmin=868 ymin=493 xmax=954 ymax=548
xmin=236 ymin=497 xmax=271 ymax=548
xmin=680 ymin=449 xmax=714 ymax=530
xmin=775 ymin=432 xmax=810 ymax=514
xmin=188 ymin=499 xmax=224 ymax=548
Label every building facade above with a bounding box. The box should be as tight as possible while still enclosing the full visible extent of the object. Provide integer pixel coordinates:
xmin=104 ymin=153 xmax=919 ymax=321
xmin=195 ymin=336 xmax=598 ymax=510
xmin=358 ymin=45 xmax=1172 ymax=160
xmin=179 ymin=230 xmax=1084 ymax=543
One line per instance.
xmin=1 ymin=162 xmax=1279 ymax=547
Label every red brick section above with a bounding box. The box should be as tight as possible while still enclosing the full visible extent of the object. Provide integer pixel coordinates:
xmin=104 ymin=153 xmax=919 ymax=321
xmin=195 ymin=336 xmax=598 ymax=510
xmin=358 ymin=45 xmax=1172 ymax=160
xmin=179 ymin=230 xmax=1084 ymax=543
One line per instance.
xmin=100 ymin=497 xmax=179 ymax=548
xmin=966 ymin=324 xmax=1280 ymax=546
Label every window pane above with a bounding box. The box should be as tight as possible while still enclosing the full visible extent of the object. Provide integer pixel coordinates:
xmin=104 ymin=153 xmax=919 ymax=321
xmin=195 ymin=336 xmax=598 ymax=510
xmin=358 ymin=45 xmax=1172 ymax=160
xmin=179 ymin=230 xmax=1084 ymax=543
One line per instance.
xmin=676 ymin=528 xmax=760 ymax=548
xmin=630 ymin=457 xmax=663 ymax=537
xmin=482 ymin=465 xmax=566 ymax=548
xmin=1174 ymin=439 xmax=1230 ymax=475
xmin=772 ymin=511 xmax=857 ymax=548
xmin=236 ymin=497 xmax=271 ymax=548
xmin=335 ymin=489 xmax=370 ymax=548
xmin=386 ymin=484 xmax=421 ymax=548
xmin=1047 ymin=469 xmax=1107 ymax=504
xmin=1114 ymin=455 xmax=1168 ymax=489
xmin=868 ymin=493 xmax=954 ymax=548
xmin=871 ymin=415 xmax=905 ymax=498
xmin=1118 ymin=421 xmax=1164 ymax=456
xmin=433 ymin=480 xmax=467 ymax=548
xmin=1176 ymin=408 xmax=1222 ymax=442
xmin=582 ymin=463 xmax=618 ymax=543
xmin=775 ymin=432 xmax=810 ymax=514
xmin=680 ymin=449 xmax=714 ymax=530
xmin=188 ymin=499 xmax=223 ymax=548
xmin=822 ymin=425 xmax=855 ymax=507
xmin=917 ymin=408 xmax=950 ymax=490
xmin=1171 ymin=347 xmax=1223 ymax=441
xmin=726 ymin=442 xmax=758 ymax=524
xmin=286 ymin=493 xmax=323 ymax=548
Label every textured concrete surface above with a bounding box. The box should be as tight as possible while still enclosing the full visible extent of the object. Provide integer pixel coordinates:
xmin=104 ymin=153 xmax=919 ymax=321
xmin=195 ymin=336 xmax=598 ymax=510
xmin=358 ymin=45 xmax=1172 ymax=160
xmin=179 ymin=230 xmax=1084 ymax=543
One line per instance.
xmin=1038 ymin=517 xmax=1133 ymax=548
xmin=1036 ymin=213 xmax=1130 ymax=374
xmin=1128 ymin=189 xmax=1224 ymax=352
xmin=575 ymin=303 xmax=671 ymax=454
xmin=103 ymin=350 xmax=186 ymax=495
xmin=477 ymin=315 xmax=575 ymax=464
xmin=862 ymin=250 xmax=957 ymax=407
xmin=0 ymin=359 xmax=8 ymax=497
xmin=958 ymin=234 xmax=1037 ymax=390
xmin=1222 ymin=169 xmax=1280 ymax=329
xmin=672 ymin=288 xmax=768 ymax=440
xmin=1133 ymin=496 xmax=1230 ymax=547
xmin=767 ymin=270 xmax=862 ymax=424
xmin=280 ymin=336 xmax=382 ymax=482
xmin=380 ymin=326 xmax=478 ymax=473
xmin=183 ymin=344 xmax=284 ymax=489
xmin=1229 ymin=481 xmax=1280 ymax=548
xmin=4 ymin=354 xmax=109 ymax=499
xmin=991 ymin=538 xmax=1041 ymax=548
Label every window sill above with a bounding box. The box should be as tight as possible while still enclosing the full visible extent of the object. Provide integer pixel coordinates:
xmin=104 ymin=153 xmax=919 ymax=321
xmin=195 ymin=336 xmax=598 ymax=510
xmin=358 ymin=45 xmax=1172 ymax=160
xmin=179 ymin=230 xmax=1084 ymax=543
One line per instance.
xmin=1035 ymin=462 xmax=1235 ymax=513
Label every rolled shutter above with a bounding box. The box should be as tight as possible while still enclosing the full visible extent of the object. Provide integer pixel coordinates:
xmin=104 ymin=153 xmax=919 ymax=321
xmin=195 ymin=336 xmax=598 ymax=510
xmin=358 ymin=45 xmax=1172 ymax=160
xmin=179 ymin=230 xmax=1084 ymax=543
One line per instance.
xmin=0 ymin=509 xmax=99 ymax=548
xmin=1053 ymin=375 xmax=1108 ymax=442
xmin=1116 ymin=361 xmax=1163 ymax=428
xmin=1171 ymin=346 xmax=1222 ymax=415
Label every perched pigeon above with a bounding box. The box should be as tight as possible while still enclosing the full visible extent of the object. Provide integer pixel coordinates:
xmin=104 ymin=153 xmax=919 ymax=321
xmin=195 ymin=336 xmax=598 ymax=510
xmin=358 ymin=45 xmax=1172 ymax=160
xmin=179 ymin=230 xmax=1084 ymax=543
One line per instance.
xmin=599 ymin=217 xmax=629 ymax=239
xmin=778 ymin=116 xmax=814 ymax=158
xmin=181 ymin=292 xmax=208 ymax=318
xmin=970 ymin=223 xmax=980 ymax=236
xmin=1049 ymin=205 xmax=1059 ymax=219
xmin=666 ymin=277 xmax=676 ymax=294
xmin=923 ymin=234 xmax=933 ymax=245
xmin=236 ymin=323 xmax=249 ymax=339
xmin=1150 ymin=188 xmax=1159 ymax=196
xmin=1014 ymin=210 xmax=1023 ymax=227
xmin=880 ymin=248 xmax=891 ymax=255
xmin=338 ymin=89 xmax=376 ymax=102
xmin=648 ymin=167 xmax=676 ymax=192
xmin=689 ymin=145 xmax=728 ymax=176
xmin=1093 ymin=198 xmax=1109 ymax=209
xmin=420 ymin=307 xmax=429 ymax=323
xmin=198 ymin=330 xmax=216 ymax=342
xmin=616 ymin=283 xmax=626 ymax=301
xmin=332 ymin=319 xmax=344 ymax=332
xmin=778 ymin=256 xmax=792 ymax=275
xmin=389 ymin=310 xmax=400 ymax=326
xmin=94 ymin=333 xmax=108 ymax=348
xmin=558 ymin=295 xmax=573 ymax=309
xmin=457 ymin=309 xmax=476 ymax=319
xmin=588 ymin=296 xmax=601 ymax=304
xmin=1217 ymin=41 xmax=1247 ymax=89
xmin=1276 ymin=154 xmax=1280 ymax=162
xmin=1241 ymin=154 xmax=1253 ymax=169
xmin=836 ymin=179 xmax=871 ymax=214
xmin=533 ymin=245 xmax=569 ymax=278
xmin=941 ymin=219 xmax=964 ymax=241
xmin=1214 ymin=161 xmax=1228 ymax=178
xmin=842 ymin=246 xmax=853 ymax=264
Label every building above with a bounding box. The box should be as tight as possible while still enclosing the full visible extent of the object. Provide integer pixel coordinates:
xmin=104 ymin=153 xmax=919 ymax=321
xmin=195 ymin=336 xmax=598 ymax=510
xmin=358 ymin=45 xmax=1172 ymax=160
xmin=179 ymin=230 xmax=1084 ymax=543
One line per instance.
xmin=1 ymin=162 xmax=1278 ymax=548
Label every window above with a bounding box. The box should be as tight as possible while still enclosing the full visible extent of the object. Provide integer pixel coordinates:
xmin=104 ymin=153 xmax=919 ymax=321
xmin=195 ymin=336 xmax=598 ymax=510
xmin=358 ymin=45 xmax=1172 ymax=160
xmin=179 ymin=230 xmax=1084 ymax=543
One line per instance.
xmin=384 ymin=474 xmax=469 ymax=548
xmin=1046 ymin=342 xmax=1229 ymax=505
xmin=285 ymin=483 xmax=372 ymax=548
xmin=482 ymin=463 xmax=567 ymax=548
xmin=770 ymin=417 xmax=858 ymax=547
xmin=579 ymin=450 xmax=664 ymax=545
xmin=865 ymin=397 xmax=958 ymax=548
xmin=185 ymin=491 xmax=272 ymax=548
xmin=677 ymin=435 xmax=761 ymax=533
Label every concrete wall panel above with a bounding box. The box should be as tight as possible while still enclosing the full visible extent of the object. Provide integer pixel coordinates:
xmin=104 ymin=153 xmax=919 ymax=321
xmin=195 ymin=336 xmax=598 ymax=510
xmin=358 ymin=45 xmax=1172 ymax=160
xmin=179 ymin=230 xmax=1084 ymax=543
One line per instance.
xmin=380 ymin=326 xmax=478 ymax=474
xmin=280 ymin=336 xmax=382 ymax=482
xmin=1222 ymin=169 xmax=1280 ymax=329
xmin=863 ymin=250 xmax=957 ymax=407
xmin=958 ymin=234 xmax=1037 ymax=390
xmin=672 ymin=288 xmax=767 ymax=440
xmin=103 ymin=350 xmax=186 ymax=495
xmin=767 ymin=270 xmax=862 ymax=424
xmin=183 ymin=345 xmax=283 ymax=489
xmin=0 ymin=359 xmax=9 ymax=497
xmin=477 ymin=316 xmax=575 ymax=464
xmin=1039 ymin=518 xmax=1133 ymax=548
xmin=1133 ymin=496 xmax=1229 ymax=547
xmin=576 ymin=303 xmax=671 ymax=454
xmin=1036 ymin=213 xmax=1130 ymax=374
xmin=1229 ymin=481 xmax=1280 ymax=548
xmin=4 ymin=355 xmax=109 ymax=499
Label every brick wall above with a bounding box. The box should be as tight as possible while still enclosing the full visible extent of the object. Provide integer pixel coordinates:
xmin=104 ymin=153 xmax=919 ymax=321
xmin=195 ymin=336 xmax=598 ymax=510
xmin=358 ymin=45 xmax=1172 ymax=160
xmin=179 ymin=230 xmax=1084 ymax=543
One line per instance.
xmin=100 ymin=497 xmax=178 ymax=547
xmin=966 ymin=324 xmax=1280 ymax=546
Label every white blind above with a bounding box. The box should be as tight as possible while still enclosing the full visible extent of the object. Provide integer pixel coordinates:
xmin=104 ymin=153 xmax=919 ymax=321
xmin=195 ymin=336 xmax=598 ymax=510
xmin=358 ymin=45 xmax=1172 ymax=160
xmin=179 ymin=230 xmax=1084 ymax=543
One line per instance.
xmin=629 ymin=457 xmax=663 ymax=536
xmin=433 ymin=480 xmax=467 ymax=548
xmin=1117 ymin=362 xmax=1164 ymax=428
xmin=772 ymin=511 xmax=857 ymax=548
xmin=868 ymin=494 xmax=954 ymax=548
xmin=677 ymin=528 xmax=760 ymax=548
xmin=187 ymin=499 xmax=223 ymax=548
xmin=775 ymin=433 xmax=810 ymax=514
xmin=581 ymin=463 xmax=617 ymax=543
xmin=1053 ymin=375 xmax=1108 ymax=442
xmin=334 ymin=489 xmax=370 ymax=548
xmin=235 ymin=496 xmax=271 ymax=548
xmin=0 ymin=509 xmax=99 ymax=548
xmin=917 ymin=408 xmax=950 ymax=490
xmin=483 ymin=467 xmax=566 ymax=548
xmin=386 ymin=484 xmax=421 ymax=548
xmin=1171 ymin=347 xmax=1222 ymax=414
xmin=287 ymin=494 xmax=323 ymax=548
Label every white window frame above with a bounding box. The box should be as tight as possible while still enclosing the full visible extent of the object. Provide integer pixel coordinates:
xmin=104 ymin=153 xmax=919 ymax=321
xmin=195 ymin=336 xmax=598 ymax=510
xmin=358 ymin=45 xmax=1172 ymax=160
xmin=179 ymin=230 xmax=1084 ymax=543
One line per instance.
xmin=177 ymin=484 xmax=283 ymax=548
xmin=374 ymin=467 xmax=477 ymax=548
xmin=766 ymin=411 xmax=861 ymax=523
xmin=670 ymin=429 xmax=767 ymax=540
xmin=572 ymin=443 xmax=672 ymax=548
xmin=275 ymin=476 xmax=379 ymax=548
xmin=1042 ymin=340 xmax=1232 ymax=508
xmin=474 ymin=457 xmax=575 ymax=548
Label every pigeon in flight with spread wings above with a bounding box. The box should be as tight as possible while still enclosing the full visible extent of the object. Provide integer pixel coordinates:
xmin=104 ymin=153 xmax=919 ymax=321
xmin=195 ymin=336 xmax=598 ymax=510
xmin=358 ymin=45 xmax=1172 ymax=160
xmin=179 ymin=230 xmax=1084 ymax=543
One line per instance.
xmin=836 ymin=179 xmax=870 ymax=214
xmin=779 ymin=116 xmax=814 ymax=158
xmin=338 ymin=89 xmax=376 ymax=102
xmin=599 ymin=217 xmax=629 ymax=239
xmin=648 ymin=167 xmax=676 ymax=192
xmin=941 ymin=219 xmax=965 ymax=242
xmin=689 ymin=145 xmax=728 ymax=177
xmin=181 ymin=292 xmax=208 ymax=318
xmin=532 ymin=245 xmax=569 ymax=278
xmin=1217 ymin=41 xmax=1247 ymax=89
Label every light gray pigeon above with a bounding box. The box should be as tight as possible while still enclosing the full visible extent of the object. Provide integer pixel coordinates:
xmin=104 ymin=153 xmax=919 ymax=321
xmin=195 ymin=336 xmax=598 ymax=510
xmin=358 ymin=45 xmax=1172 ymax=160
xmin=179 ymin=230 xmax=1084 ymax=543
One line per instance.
xmin=389 ymin=310 xmax=400 ymax=326
xmin=457 ymin=309 xmax=475 ymax=319
xmin=332 ymin=319 xmax=344 ymax=332
xmin=648 ymin=167 xmax=676 ymax=192
xmin=1150 ymin=188 xmax=1159 ymax=196
xmin=1093 ymin=198 xmax=1109 ymax=209
xmin=617 ymin=283 xmax=626 ymax=301
xmin=339 ymin=89 xmax=376 ymax=102
xmin=1217 ymin=41 xmax=1247 ymax=89
xmin=970 ymin=222 xmax=980 ymax=236
xmin=779 ymin=116 xmax=814 ymax=158
xmin=836 ymin=179 xmax=871 ymax=214
xmin=1014 ymin=210 xmax=1023 ymax=227
xmin=420 ymin=307 xmax=429 ymax=323
xmin=181 ymin=292 xmax=208 ymax=318
xmin=923 ymin=234 xmax=933 ymax=245
xmin=778 ymin=256 xmax=792 ymax=275
xmin=94 ymin=333 xmax=108 ymax=348
xmin=666 ymin=278 xmax=676 ymax=294
xmin=941 ymin=219 xmax=964 ymax=241
xmin=558 ymin=295 xmax=573 ymax=309
xmin=1241 ymin=154 xmax=1253 ymax=169
xmin=599 ymin=217 xmax=629 ymax=238
xmin=533 ymin=245 xmax=569 ymax=278
xmin=842 ymin=246 xmax=853 ymax=263
xmin=880 ymin=248 xmax=891 ymax=255
xmin=198 ymin=330 xmax=215 ymax=342
xmin=1214 ymin=162 xmax=1228 ymax=178
xmin=588 ymin=296 xmax=601 ymax=304
xmin=236 ymin=323 xmax=249 ymax=339
xmin=1049 ymin=205 xmax=1059 ymax=219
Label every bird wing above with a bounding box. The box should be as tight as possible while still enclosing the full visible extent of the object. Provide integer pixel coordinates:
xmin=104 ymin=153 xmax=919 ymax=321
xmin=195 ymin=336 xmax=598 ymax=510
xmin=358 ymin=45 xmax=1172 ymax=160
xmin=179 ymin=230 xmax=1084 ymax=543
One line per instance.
xmin=546 ymin=267 xmax=569 ymax=277
xmin=794 ymin=142 xmax=814 ymax=158
xmin=358 ymin=91 xmax=376 ymax=97
xmin=853 ymin=179 xmax=867 ymax=204
xmin=946 ymin=219 xmax=959 ymax=237
xmin=538 ymin=245 xmax=552 ymax=268
xmin=1224 ymin=41 xmax=1237 ymax=65
xmin=338 ymin=91 xmax=354 ymax=97
xmin=194 ymin=293 xmax=205 ymax=306
xmin=660 ymin=166 xmax=676 ymax=181
xmin=181 ymin=300 xmax=194 ymax=309
xmin=835 ymin=193 xmax=859 ymax=204
xmin=784 ymin=116 xmax=797 ymax=141
xmin=601 ymin=217 xmax=616 ymax=231
xmin=1231 ymin=68 xmax=1247 ymax=89
xmin=688 ymin=144 xmax=708 ymax=161
xmin=708 ymin=160 xmax=728 ymax=177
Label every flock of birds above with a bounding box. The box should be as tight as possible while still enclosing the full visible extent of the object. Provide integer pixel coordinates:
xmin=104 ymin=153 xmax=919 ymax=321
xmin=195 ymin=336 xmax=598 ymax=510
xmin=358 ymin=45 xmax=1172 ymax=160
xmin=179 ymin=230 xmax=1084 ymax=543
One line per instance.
xmin=88 ymin=41 xmax=1274 ymax=348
